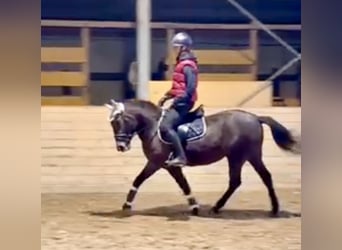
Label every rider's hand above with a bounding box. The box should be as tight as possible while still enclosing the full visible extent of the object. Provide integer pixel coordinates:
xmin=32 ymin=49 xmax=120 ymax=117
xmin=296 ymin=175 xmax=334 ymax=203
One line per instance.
xmin=172 ymin=94 xmax=189 ymax=108
xmin=158 ymin=96 xmax=167 ymax=107
xmin=158 ymin=93 xmax=173 ymax=107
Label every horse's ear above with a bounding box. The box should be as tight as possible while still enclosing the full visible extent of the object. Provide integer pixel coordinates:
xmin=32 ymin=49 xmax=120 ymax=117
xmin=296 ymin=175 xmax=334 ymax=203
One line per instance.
xmin=115 ymin=102 xmax=125 ymax=113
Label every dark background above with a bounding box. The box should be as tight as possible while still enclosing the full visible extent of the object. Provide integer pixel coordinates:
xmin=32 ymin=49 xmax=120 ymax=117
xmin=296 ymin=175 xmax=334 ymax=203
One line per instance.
xmin=41 ymin=0 xmax=300 ymax=24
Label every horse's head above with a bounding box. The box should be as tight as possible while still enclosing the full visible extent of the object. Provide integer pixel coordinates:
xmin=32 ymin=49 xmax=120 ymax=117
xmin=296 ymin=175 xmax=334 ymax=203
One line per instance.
xmin=104 ymin=99 xmax=139 ymax=152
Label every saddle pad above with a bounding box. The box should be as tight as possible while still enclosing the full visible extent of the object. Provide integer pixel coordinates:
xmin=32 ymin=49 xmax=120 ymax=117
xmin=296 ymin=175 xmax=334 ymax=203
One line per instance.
xmin=157 ymin=114 xmax=207 ymax=144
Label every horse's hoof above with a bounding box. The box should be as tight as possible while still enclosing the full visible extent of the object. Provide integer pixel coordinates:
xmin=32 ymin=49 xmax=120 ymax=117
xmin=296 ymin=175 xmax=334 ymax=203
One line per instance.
xmin=191 ymin=207 xmax=199 ymax=216
xmin=209 ymin=207 xmax=220 ymax=215
xmin=122 ymin=203 xmax=132 ymax=211
xmin=269 ymin=211 xmax=279 ymax=218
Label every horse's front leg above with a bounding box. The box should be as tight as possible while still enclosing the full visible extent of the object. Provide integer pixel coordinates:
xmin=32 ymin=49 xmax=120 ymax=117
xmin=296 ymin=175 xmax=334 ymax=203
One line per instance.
xmin=167 ymin=167 xmax=200 ymax=216
xmin=122 ymin=161 xmax=161 ymax=211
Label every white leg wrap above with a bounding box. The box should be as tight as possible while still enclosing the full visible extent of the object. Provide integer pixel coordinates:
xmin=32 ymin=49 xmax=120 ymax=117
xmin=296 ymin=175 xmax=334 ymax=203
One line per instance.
xmin=189 ymin=204 xmax=200 ymax=210
xmin=125 ymin=201 xmax=133 ymax=206
xmin=184 ymin=194 xmax=194 ymax=199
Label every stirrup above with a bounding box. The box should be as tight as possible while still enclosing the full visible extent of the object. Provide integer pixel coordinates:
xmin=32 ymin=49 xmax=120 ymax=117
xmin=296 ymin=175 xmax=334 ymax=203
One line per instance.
xmin=165 ymin=159 xmax=186 ymax=168
xmin=165 ymin=154 xmax=187 ymax=167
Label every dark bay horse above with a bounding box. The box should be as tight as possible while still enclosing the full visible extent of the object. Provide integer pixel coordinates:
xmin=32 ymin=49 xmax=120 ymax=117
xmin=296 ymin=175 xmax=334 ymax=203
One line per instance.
xmin=104 ymin=99 xmax=300 ymax=216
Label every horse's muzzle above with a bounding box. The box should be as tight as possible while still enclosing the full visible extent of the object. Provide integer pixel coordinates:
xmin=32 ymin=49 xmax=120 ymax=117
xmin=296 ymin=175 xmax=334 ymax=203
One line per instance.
xmin=114 ymin=133 xmax=133 ymax=152
xmin=116 ymin=141 xmax=130 ymax=152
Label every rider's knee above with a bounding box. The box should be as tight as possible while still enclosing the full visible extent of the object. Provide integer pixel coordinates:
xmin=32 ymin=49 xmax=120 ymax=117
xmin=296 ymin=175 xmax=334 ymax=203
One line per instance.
xmin=159 ymin=123 xmax=170 ymax=134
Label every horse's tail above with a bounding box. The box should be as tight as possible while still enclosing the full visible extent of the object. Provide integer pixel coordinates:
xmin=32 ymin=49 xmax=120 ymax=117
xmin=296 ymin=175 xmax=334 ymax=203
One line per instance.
xmin=258 ymin=116 xmax=301 ymax=154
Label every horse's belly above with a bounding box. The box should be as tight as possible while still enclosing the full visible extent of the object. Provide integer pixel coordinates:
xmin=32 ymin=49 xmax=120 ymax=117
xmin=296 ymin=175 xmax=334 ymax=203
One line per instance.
xmin=185 ymin=144 xmax=226 ymax=166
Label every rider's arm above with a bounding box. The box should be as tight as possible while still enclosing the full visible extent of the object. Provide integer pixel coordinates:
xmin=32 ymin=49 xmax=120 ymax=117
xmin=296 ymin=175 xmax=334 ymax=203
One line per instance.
xmin=183 ymin=65 xmax=196 ymax=99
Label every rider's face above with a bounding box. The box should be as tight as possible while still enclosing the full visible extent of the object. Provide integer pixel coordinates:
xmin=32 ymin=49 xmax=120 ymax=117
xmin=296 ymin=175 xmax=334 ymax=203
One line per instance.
xmin=172 ymin=46 xmax=181 ymax=57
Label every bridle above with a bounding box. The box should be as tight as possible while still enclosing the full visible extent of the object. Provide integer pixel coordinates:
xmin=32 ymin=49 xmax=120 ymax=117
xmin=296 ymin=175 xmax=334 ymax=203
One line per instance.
xmin=114 ymin=108 xmax=167 ymax=145
xmin=105 ymin=99 xmax=166 ymax=145
xmin=114 ymin=132 xmax=134 ymax=144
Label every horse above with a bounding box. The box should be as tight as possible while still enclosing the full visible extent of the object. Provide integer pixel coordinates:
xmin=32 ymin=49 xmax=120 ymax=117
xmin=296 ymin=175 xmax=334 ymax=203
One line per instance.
xmin=104 ymin=99 xmax=300 ymax=216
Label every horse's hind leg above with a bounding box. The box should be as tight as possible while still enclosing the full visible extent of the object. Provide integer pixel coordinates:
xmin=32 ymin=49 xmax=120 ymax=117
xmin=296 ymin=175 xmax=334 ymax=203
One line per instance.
xmin=211 ymin=155 xmax=246 ymax=214
xmin=167 ymin=167 xmax=200 ymax=216
xmin=248 ymin=150 xmax=280 ymax=216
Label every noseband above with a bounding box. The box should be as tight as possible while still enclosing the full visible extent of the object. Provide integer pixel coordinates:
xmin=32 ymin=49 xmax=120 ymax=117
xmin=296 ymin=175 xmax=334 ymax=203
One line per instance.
xmin=115 ymin=133 xmax=134 ymax=144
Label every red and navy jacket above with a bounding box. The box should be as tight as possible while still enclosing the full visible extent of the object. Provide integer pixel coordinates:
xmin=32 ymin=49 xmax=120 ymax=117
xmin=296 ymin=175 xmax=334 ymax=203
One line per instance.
xmin=168 ymin=50 xmax=199 ymax=104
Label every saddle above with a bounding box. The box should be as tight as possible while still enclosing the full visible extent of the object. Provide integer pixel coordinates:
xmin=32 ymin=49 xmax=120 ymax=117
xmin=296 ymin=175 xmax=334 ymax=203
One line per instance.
xmin=181 ymin=104 xmax=205 ymax=123
xmin=158 ymin=104 xmax=207 ymax=144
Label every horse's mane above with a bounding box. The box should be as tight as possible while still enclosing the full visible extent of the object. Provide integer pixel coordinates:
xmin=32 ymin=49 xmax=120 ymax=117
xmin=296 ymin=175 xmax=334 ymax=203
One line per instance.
xmin=124 ymin=99 xmax=161 ymax=116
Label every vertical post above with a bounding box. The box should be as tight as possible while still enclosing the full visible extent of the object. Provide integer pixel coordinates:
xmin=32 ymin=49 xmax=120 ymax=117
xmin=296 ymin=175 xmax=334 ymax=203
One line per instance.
xmin=136 ymin=0 xmax=151 ymax=100
xmin=249 ymin=22 xmax=258 ymax=80
xmin=166 ymin=28 xmax=175 ymax=80
xmin=81 ymin=27 xmax=90 ymax=105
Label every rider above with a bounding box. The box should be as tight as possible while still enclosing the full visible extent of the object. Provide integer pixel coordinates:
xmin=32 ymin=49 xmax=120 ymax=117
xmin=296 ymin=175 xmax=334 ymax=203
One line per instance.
xmin=158 ymin=32 xmax=199 ymax=167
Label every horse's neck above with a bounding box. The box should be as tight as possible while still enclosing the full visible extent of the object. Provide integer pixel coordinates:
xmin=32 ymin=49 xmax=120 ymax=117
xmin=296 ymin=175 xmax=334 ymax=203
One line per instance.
xmin=136 ymin=109 xmax=161 ymax=141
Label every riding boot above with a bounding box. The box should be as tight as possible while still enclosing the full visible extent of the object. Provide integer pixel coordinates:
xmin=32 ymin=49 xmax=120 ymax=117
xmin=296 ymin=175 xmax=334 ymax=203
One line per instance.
xmin=165 ymin=130 xmax=187 ymax=167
